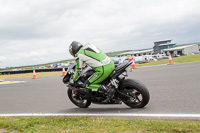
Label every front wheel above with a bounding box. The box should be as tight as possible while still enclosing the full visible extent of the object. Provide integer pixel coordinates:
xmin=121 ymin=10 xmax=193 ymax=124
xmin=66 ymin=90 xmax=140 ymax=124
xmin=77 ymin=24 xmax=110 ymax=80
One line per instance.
xmin=67 ymin=89 xmax=91 ymax=108
xmin=119 ymin=79 xmax=150 ymax=108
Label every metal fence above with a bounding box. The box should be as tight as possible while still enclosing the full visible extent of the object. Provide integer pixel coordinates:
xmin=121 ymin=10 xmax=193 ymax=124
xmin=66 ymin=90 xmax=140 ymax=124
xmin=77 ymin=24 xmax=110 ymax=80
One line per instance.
xmin=0 ymin=68 xmax=68 ymax=75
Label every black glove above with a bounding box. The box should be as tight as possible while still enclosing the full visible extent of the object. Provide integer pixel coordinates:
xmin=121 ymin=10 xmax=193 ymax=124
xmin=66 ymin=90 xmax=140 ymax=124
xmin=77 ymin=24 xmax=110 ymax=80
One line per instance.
xmin=69 ymin=80 xmax=75 ymax=86
xmin=63 ymin=75 xmax=70 ymax=84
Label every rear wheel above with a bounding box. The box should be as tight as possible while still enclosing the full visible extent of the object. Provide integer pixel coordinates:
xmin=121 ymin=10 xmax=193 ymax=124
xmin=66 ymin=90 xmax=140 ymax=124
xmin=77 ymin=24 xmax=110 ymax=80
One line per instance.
xmin=119 ymin=79 xmax=150 ymax=108
xmin=67 ymin=89 xmax=91 ymax=108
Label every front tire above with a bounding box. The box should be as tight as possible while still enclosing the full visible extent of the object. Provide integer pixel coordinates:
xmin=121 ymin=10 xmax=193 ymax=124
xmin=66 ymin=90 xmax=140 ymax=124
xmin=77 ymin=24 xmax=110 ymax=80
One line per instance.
xmin=119 ymin=79 xmax=150 ymax=108
xmin=67 ymin=89 xmax=91 ymax=108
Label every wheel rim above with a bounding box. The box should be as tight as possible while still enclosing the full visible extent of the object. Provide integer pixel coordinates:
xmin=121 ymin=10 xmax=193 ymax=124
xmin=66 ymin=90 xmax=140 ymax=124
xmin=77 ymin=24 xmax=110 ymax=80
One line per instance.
xmin=71 ymin=90 xmax=88 ymax=106
xmin=121 ymin=85 xmax=143 ymax=106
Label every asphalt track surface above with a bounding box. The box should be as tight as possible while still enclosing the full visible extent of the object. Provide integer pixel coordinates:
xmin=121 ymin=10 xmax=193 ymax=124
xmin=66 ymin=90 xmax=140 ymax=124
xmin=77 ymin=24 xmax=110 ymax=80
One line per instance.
xmin=0 ymin=61 xmax=200 ymax=119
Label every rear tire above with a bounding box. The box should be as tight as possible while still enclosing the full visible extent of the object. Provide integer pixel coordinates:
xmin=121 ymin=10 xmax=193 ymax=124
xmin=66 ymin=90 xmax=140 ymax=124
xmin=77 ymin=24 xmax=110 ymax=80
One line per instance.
xmin=67 ymin=89 xmax=91 ymax=108
xmin=119 ymin=79 xmax=150 ymax=108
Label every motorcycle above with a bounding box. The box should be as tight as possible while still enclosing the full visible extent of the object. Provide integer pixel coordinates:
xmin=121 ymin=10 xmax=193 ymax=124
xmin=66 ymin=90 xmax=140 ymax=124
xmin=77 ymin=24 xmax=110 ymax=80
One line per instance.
xmin=63 ymin=61 xmax=150 ymax=108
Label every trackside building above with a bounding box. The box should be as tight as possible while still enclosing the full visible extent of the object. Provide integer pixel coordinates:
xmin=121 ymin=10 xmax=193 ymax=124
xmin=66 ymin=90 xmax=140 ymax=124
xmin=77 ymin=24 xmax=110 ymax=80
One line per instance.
xmin=163 ymin=44 xmax=199 ymax=56
xmin=117 ymin=49 xmax=153 ymax=57
xmin=153 ymin=39 xmax=176 ymax=54
xmin=117 ymin=39 xmax=199 ymax=57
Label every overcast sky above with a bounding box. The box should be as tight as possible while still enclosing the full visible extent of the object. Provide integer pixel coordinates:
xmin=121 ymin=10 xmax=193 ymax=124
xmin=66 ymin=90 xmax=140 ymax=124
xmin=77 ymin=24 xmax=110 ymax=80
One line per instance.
xmin=0 ymin=0 xmax=200 ymax=68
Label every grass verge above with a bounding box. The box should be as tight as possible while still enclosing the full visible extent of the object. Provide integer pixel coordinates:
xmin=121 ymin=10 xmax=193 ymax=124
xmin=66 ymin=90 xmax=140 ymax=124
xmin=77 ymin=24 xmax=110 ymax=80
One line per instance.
xmin=0 ymin=116 xmax=200 ymax=133
xmin=136 ymin=54 xmax=200 ymax=67
xmin=0 ymin=71 xmax=62 ymax=80
xmin=1 ymin=54 xmax=200 ymax=80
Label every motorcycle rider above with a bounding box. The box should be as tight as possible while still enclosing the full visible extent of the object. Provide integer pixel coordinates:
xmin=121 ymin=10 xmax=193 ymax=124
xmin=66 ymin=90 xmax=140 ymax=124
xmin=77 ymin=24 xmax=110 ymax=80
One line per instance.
xmin=69 ymin=41 xmax=115 ymax=103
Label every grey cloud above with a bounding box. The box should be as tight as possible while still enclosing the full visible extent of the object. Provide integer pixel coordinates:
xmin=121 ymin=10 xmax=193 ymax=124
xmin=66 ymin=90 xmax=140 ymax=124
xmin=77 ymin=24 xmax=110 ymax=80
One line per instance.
xmin=1 ymin=0 xmax=200 ymax=68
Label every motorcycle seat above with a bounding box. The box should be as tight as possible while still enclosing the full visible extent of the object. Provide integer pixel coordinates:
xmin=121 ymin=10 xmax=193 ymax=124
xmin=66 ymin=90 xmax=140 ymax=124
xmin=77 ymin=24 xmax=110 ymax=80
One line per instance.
xmin=115 ymin=62 xmax=131 ymax=72
xmin=107 ymin=61 xmax=132 ymax=79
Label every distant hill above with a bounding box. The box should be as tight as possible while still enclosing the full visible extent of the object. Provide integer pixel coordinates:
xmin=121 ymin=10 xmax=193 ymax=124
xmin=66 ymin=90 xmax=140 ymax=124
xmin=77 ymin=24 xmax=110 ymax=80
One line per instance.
xmin=0 ymin=50 xmax=132 ymax=71
xmin=1 ymin=42 xmax=199 ymax=71
xmin=105 ymin=50 xmax=133 ymax=57
xmin=176 ymin=42 xmax=200 ymax=47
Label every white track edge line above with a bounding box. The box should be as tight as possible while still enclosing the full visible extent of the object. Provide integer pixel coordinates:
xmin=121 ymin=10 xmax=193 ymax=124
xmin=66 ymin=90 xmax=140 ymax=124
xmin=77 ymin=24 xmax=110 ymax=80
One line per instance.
xmin=0 ymin=113 xmax=200 ymax=118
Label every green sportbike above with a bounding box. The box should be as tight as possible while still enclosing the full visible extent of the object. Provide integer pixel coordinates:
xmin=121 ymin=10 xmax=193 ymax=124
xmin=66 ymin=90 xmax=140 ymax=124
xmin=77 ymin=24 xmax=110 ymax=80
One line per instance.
xmin=63 ymin=61 xmax=150 ymax=108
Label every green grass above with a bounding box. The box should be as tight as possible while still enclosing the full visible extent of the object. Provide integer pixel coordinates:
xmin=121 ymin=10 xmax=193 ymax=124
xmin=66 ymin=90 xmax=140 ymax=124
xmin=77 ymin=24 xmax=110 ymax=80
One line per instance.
xmin=0 ymin=116 xmax=199 ymax=133
xmin=136 ymin=54 xmax=200 ymax=67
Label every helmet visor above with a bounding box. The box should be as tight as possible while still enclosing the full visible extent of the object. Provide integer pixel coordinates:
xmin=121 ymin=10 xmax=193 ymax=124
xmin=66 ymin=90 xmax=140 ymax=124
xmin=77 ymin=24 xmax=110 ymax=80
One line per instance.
xmin=69 ymin=45 xmax=75 ymax=57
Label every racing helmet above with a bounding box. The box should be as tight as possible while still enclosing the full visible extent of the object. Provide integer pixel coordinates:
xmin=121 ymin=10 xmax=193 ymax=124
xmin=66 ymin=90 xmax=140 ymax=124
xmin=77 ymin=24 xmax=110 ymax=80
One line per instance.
xmin=69 ymin=41 xmax=83 ymax=57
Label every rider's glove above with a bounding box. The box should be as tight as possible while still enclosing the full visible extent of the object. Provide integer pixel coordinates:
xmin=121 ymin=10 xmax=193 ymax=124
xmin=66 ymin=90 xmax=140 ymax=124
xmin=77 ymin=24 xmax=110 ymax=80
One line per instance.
xmin=69 ymin=79 xmax=74 ymax=86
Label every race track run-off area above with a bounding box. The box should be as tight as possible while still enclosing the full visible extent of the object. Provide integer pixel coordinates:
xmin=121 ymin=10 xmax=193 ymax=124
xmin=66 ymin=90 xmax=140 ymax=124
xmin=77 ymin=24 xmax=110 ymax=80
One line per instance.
xmin=0 ymin=61 xmax=200 ymax=120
